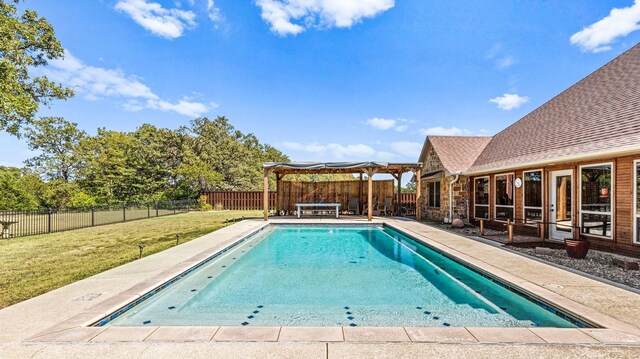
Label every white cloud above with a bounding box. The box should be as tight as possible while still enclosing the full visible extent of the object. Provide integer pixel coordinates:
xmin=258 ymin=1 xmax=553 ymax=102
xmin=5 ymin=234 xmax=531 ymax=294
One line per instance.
xmin=488 ymin=93 xmax=530 ymax=110
xmin=389 ymin=141 xmax=422 ymax=156
xmin=394 ymin=124 xmax=408 ymax=132
xmin=571 ymin=1 xmax=640 ymax=53
xmin=281 ymin=140 xmax=425 ymax=161
xmin=43 ymin=50 xmax=211 ymax=117
xmin=486 ymin=43 xmax=516 ymax=70
xmin=496 ymin=56 xmax=515 ymax=69
xmin=256 ymin=0 xmax=395 ymax=36
xmin=365 ymin=117 xmax=397 ymax=130
xmin=115 ymin=0 xmax=196 ymax=39
xmin=207 ymin=0 xmax=224 ymax=26
xmin=364 ymin=117 xmax=412 ymax=132
xmin=418 ymin=127 xmax=471 ymax=136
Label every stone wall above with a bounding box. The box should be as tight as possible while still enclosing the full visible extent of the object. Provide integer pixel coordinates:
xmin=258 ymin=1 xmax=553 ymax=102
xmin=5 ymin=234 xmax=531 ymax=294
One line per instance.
xmin=418 ymin=144 xmax=472 ymax=223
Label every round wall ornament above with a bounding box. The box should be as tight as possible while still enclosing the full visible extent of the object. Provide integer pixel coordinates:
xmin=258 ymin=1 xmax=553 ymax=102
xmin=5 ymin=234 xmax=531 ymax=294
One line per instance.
xmin=514 ymin=177 xmax=523 ymax=188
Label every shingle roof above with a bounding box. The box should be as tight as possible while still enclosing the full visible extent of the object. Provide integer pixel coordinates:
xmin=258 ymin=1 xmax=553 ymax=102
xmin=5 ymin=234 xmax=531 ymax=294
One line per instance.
xmin=468 ymin=43 xmax=640 ymax=173
xmin=420 ymin=136 xmax=492 ymax=174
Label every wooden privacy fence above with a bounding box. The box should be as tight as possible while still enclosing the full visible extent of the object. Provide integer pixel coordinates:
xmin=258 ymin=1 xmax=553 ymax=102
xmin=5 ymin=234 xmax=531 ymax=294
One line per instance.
xmin=203 ymin=183 xmax=417 ymax=215
xmin=277 ymin=179 xmax=394 ymax=214
xmin=202 ymin=191 xmax=276 ymax=211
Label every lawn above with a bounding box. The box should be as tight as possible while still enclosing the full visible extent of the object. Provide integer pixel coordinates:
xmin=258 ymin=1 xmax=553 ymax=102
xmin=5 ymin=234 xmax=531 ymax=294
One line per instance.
xmin=0 ymin=210 xmax=261 ymax=309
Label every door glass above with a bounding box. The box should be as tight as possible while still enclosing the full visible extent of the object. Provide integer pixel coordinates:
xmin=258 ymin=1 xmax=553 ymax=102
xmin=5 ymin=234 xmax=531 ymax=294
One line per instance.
xmin=555 ymin=175 xmax=572 ymax=233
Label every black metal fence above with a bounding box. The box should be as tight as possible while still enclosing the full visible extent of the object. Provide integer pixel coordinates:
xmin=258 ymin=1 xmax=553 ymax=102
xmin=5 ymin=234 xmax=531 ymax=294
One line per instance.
xmin=0 ymin=200 xmax=196 ymax=239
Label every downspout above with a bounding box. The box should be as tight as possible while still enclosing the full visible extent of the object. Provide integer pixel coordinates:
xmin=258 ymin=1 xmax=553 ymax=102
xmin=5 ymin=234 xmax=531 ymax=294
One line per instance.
xmin=449 ymin=173 xmax=461 ymax=223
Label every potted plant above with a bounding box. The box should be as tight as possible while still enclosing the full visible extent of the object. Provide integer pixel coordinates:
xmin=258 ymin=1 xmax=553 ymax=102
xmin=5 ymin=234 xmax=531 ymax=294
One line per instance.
xmin=564 ymin=236 xmax=589 ymax=259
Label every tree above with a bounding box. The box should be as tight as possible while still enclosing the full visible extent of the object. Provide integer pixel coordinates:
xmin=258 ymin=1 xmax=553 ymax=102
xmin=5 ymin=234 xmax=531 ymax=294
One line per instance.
xmin=0 ymin=0 xmax=74 ymax=136
xmin=75 ymin=129 xmax=138 ymax=204
xmin=24 ymin=117 xmax=86 ymax=182
xmin=0 ymin=166 xmax=40 ymax=209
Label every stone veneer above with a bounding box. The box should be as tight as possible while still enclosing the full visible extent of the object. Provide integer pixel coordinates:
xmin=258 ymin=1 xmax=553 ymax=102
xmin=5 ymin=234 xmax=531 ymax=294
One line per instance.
xmin=419 ymin=176 xmax=470 ymax=224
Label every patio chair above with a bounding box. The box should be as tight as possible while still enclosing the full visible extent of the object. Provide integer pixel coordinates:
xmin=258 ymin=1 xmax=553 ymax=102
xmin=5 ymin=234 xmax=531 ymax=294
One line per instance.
xmin=382 ymin=197 xmax=394 ymax=216
xmin=363 ymin=196 xmax=378 ymax=216
xmin=347 ymin=197 xmax=359 ymax=215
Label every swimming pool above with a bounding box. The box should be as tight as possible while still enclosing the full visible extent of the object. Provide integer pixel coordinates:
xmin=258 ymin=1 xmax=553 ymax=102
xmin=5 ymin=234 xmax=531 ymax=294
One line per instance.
xmin=102 ymin=225 xmax=585 ymax=328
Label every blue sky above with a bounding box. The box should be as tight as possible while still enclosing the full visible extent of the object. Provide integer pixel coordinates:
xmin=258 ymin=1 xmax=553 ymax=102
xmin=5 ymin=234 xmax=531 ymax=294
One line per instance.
xmin=2 ymin=0 xmax=640 ymax=169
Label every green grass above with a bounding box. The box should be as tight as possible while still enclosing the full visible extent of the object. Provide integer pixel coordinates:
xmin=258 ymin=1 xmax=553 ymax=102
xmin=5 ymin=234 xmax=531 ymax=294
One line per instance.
xmin=0 ymin=210 xmax=261 ymax=309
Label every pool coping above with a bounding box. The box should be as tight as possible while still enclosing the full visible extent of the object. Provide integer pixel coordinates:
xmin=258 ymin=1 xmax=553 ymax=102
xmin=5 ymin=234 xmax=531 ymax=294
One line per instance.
xmin=22 ymin=217 xmax=640 ymax=346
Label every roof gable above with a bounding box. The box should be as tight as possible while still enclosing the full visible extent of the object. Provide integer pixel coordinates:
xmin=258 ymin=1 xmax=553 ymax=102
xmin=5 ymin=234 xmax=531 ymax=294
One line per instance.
xmin=419 ymin=136 xmax=492 ymax=174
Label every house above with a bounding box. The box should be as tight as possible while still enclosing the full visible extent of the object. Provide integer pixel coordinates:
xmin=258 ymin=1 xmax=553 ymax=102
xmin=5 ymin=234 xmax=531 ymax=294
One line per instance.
xmin=417 ymin=43 xmax=640 ymax=256
xmin=417 ymin=136 xmax=491 ymax=223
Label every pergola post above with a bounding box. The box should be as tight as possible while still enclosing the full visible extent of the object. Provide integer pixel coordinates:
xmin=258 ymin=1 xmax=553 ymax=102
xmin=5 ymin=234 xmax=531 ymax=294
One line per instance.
xmin=367 ymin=169 xmax=374 ymax=221
xmin=263 ymin=168 xmax=270 ymax=221
xmin=359 ymin=173 xmax=364 ymax=215
xmin=416 ymin=168 xmax=422 ymax=220
xmin=397 ymin=172 xmax=402 ymax=216
xmin=275 ymin=174 xmax=283 ymax=215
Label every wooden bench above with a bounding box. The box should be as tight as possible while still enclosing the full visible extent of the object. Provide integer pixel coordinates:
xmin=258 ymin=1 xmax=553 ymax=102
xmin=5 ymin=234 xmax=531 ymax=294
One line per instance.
xmin=295 ymin=203 xmax=342 ymax=219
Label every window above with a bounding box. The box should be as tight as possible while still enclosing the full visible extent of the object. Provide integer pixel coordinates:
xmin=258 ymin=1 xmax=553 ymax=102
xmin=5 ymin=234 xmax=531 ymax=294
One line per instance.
xmin=635 ymin=161 xmax=640 ymax=244
xmin=580 ymin=164 xmax=613 ymax=239
xmin=428 ymin=182 xmax=441 ymax=208
xmin=495 ymin=174 xmax=515 ymax=221
xmin=474 ymin=177 xmax=489 ymax=219
xmin=523 ymin=170 xmax=543 ymax=224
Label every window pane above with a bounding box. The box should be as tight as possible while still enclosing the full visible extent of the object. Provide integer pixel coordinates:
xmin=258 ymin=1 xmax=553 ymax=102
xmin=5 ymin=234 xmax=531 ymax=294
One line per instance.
xmin=474 ymin=178 xmax=489 ymax=205
xmin=435 ymin=182 xmax=441 ymax=208
xmin=637 ymin=217 xmax=640 ymax=243
xmin=581 ymin=213 xmax=611 ymax=237
xmin=496 ymin=174 xmax=514 ymax=206
xmin=524 ymin=171 xmax=542 ymax=207
xmin=475 ymin=206 xmax=488 ymax=219
xmin=524 ymin=208 xmax=542 ymax=223
xmin=496 ymin=206 xmax=514 ymax=221
xmin=581 ymin=165 xmax=611 ymax=212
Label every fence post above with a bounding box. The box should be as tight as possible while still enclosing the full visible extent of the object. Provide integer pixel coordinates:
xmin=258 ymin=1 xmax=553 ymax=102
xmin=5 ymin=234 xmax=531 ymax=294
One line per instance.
xmin=173 ymin=201 xmax=176 ymax=215
xmin=479 ymin=219 xmax=484 ymax=236
xmin=47 ymin=208 xmax=52 ymax=233
xmin=507 ymin=220 xmax=513 ymax=244
xmin=122 ymin=203 xmax=126 ymax=223
xmin=155 ymin=202 xmax=159 ymax=217
xmin=147 ymin=202 xmax=150 ymax=218
xmin=91 ymin=206 xmax=95 ymax=227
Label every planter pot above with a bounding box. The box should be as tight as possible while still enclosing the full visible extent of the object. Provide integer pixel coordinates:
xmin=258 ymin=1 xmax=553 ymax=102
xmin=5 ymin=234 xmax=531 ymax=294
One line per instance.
xmin=564 ymin=239 xmax=590 ymax=259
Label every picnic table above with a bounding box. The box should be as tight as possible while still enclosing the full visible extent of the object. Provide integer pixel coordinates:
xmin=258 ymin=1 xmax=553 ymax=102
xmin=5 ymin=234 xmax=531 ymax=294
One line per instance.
xmin=295 ymin=203 xmax=342 ymax=219
xmin=0 ymin=220 xmax=18 ymax=239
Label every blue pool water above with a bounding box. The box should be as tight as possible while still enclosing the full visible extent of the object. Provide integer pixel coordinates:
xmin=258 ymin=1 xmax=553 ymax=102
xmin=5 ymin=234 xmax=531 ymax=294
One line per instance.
xmin=107 ymin=225 xmax=579 ymax=327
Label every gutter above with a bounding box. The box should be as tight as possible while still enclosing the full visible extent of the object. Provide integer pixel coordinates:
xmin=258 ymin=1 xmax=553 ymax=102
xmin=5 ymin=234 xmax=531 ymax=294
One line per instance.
xmin=463 ymin=143 xmax=640 ymax=176
xmin=448 ymin=173 xmax=461 ymax=223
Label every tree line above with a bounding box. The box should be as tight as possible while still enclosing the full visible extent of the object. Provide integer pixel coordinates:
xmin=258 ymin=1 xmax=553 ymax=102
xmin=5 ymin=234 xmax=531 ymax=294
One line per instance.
xmin=0 ymin=116 xmax=290 ymax=210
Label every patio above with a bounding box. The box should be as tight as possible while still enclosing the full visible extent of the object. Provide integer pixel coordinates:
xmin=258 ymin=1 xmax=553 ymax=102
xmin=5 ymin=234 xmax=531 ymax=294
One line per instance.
xmin=1 ymin=217 xmax=640 ymax=357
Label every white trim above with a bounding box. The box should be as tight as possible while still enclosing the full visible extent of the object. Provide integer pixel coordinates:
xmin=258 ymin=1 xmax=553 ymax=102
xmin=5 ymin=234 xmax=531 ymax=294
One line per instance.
xmin=464 ymin=143 xmax=640 ymax=176
xmin=634 ymin=160 xmax=640 ymax=244
xmin=578 ymin=162 xmax=614 ymax=240
xmin=473 ymin=176 xmax=490 ymax=219
xmin=549 ymin=169 xmax=574 ymax=242
xmin=494 ymin=172 xmax=515 ymax=222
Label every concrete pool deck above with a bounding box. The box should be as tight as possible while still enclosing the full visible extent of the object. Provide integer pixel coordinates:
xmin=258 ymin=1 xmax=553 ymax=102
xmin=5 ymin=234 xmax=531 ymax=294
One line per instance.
xmin=1 ymin=217 xmax=640 ymax=358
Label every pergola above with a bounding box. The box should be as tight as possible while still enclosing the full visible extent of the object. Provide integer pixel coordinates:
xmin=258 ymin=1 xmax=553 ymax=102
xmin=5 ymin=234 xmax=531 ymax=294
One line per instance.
xmin=262 ymin=162 xmax=423 ymax=221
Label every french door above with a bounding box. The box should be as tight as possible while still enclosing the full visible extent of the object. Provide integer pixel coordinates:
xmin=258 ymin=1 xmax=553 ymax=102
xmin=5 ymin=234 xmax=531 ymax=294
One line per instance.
xmin=549 ymin=170 xmax=573 ymax=241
